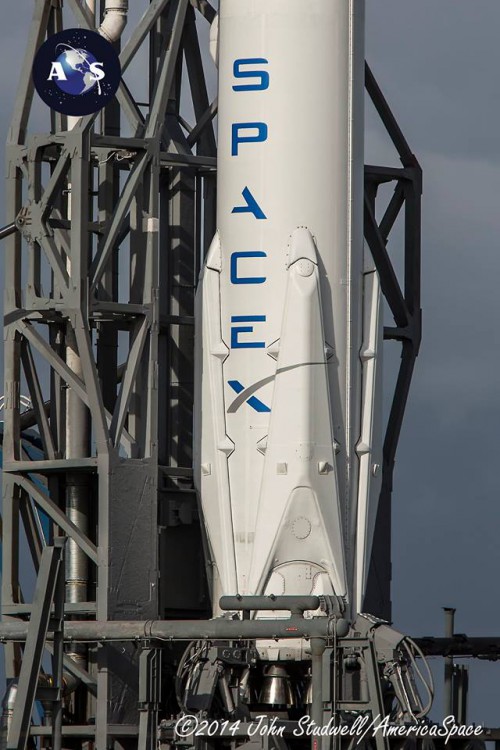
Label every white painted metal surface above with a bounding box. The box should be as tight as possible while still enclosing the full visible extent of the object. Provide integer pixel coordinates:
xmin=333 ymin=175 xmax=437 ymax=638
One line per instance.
xmin=194 ymin=0 xmax=382 ymax=617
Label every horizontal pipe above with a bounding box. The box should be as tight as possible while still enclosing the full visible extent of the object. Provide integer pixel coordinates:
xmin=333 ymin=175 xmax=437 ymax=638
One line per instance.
xmin=4 ymin=621 xmax=498 ymax=657
xmin=219 ymin=595 xmax=321 ymax=614
xmin=1 ymin=623 xmax=498 ymax=655
xmin=0 ymin=617 xmax=349 ymax=642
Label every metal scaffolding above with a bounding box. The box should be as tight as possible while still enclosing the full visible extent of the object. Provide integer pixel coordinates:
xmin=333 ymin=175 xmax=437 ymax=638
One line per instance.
xmin=2 ymin=1 xmax=215 ymax=746
xmin=0 ymin=1 xmax=422 ymax=747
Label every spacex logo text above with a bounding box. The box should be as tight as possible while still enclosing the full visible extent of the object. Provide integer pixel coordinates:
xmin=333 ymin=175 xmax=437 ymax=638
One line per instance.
xmin=227 ymin=57 xmax=270 ymax=412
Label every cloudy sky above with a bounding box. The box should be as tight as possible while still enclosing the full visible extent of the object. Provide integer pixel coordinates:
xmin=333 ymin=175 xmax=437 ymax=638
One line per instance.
xmin=1 ymin=0 xmax=500 ymax=726
xmin=365 ymin=0 xmax=500 ymax=724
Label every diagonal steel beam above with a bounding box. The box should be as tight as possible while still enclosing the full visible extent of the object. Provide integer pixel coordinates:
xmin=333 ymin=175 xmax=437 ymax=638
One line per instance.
xmin=383 ymin=339 xmax=418 ymax=478
xmin=20 ymin=340 xmax=57 ymax=460
xmin=90 ymin=151 xmax=152 ymax=291
xmin=365 ymin=62 xmax=414 ymax=167
xmin=18 ymin=320 xmax=136 ymax=455
xmin=18 ymin=321 xmax=89 ymax=406
xmin=45 ymin=643 xmax=98 ymax=696
xmin=184 ymin=6 xmax=216 ymax=154
xmin=110 ymin=317 xmax=150 ymax=447
xmin=38 ymin=231 xmax=70 ymax=291
xmin=364 ymin=192 xmax=409 ymax=329
xmin=6 ymin=540 xmax=65 ymax=750
xmin=120 ymin=0 xmax=173 ymax=73
xmin=187 ymin=98 xmax=217 ymax=148
xmin=145 ymin=0 xmax=189 ymax=139
xmin=378 ymin=181 xmax=405 ymax=242
xmin=0 ymin=223 xmax=17 ymax=241
xmin=49 ymin=208 xmax=71 ymax=259
xmin=71 ymin=316 xmax=110 ymax=451
xmin=65 ymin=0 xmax=94 ymax=29
xmin=115 ymin=80 xmax=145 ymax=135
xmin=65 ymin=0 xmax=146 ymax=135
xmin=16 ymin=476 xmax=98 ymax=564
xmin=39 ymin=151 xmax=71 ymax=219
xmin=190 ymin=0 xmax=216 ymax=23
xmin=19 ymin=491 xmax=45 ymax=572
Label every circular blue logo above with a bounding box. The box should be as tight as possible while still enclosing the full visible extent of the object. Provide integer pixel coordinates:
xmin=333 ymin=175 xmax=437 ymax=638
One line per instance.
xmin=32 ymin=29 xmax=121 ymax=116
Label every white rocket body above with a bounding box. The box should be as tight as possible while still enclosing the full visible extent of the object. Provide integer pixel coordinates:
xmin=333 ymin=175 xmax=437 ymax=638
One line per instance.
xmin=194 ymin=0 xmax=383 ymax=619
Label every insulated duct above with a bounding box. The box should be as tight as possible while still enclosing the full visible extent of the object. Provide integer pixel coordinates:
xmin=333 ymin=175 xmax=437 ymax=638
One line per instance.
xmin=98 ymin=0 xmax=128 ymax=43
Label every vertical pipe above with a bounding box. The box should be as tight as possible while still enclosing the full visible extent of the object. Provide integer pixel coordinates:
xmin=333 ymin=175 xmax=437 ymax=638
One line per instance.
xmin=0 ymin=684 xmax=18 ymax=750
xmin=65 ymin=329 xmax=89 ymax=611
xmin=443 ymin=607 xmax=455 ymax=719
xmin=64 ymin=0 xmax=95 ymax=686
xmin=310 ymin=638 xmax=326 ymax=745
xmin=65 ymin=173 xmax=89 ymax=680
xmin=98 ymin=0 xmax=127 ymax=43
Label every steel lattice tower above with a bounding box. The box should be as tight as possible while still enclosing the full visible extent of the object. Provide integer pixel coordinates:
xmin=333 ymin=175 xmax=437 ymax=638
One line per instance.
xmin=0 ymin=2 xmax=422 ymax=748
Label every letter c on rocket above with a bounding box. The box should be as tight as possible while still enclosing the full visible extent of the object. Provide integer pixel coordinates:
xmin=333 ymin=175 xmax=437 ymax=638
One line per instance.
xmin=230 ymin=252 xmax=267 ymax=284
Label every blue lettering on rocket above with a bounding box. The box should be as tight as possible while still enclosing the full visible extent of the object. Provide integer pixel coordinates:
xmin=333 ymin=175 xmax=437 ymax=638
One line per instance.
xmin=229 ymin=58 xmax=269 ymax=354
xmin=232 ymin=187 xmax=267 ymax=220
xmin=230 ymin=252 xmax=267 ymax=284
xmin=231 ymin=315 xmax=266 ymax=348
xmin=228 ymin=380 xmax=271 ymax=413
xmin=231 ymin=123 xmax=268 ymax=156
xmin=233 ymin=58 xmax=269 ymax=91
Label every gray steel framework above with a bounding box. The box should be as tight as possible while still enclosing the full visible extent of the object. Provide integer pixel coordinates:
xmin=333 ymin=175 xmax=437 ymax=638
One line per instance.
xmin=5 ymin=539 xmax=65 ymax=750
xmin=362 ymin=62 xmax=422 ymax=621
xmin=1 ymin=1 xmax=421 ymax=747
xmin=2 ymin=0 xmax=215 ymax=746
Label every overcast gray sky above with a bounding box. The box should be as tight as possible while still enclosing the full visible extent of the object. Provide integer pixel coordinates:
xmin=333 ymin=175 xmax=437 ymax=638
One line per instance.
xmin=1 ymin=0 xmax=500 ymax=727
xmin=365 ymin=0 xmax=500 ymax=725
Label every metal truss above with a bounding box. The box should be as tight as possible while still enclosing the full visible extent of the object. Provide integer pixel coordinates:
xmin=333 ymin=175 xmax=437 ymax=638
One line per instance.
xmin=362 ymin=62 xmax=422 ymax=621
xmin=1 ymin=0 xmax=420 ymax=745
xmin=2 ymin=0 xmax=215 ymax=746
xmin=5 ymin=539 xmax=65 ymax=750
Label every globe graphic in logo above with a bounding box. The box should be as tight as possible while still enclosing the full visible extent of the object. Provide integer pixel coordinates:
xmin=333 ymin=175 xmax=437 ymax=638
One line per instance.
xmin=33 ymin=28 xmax=121 ymax=116
xmin=53 ymin=47 xmax=101 ymax=96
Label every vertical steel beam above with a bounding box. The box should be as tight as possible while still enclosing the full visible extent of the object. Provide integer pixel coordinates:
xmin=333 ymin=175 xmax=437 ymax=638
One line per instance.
xmin=137 ymin=649 xmax=161 ymax=750
xmin=1 ymin=478 xmax=21 ymax=681
xmin=364 ymin=642 xmax=389 ymax=750
xmin=51 ymin=541 xmax=66 ymax=750
xmin=3 ymin=69 xmax=25 ymax=691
